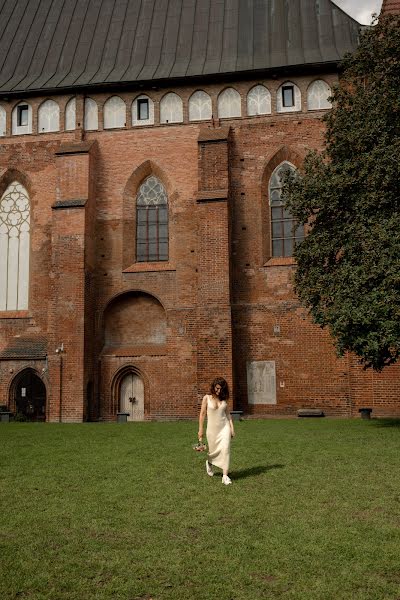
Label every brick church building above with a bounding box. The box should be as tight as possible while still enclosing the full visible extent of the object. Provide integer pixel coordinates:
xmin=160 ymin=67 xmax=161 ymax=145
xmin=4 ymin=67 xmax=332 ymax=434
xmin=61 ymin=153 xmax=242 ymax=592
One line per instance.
xmin=0 ymin=0 xmax=399 ymax=422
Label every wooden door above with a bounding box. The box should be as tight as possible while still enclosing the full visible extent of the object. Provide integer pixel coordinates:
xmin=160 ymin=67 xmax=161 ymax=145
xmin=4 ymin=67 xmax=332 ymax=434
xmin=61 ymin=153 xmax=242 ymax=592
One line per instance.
xmin=120 ymin=373 xmax=144 ymax=421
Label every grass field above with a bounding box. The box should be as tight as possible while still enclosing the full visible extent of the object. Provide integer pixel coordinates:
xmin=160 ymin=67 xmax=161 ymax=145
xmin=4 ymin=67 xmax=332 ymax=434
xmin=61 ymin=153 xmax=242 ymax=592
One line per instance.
xmin=1 ymin=419 xmax=400 ymax=600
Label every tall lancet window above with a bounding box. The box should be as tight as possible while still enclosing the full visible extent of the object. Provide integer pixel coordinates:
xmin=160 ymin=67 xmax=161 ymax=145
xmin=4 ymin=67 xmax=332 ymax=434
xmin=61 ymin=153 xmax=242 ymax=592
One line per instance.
xmin=136 ymin=176 xmax=168 ymax=262
xmin=0 ymin=182 xmax=30 ymax=310
xmin=270 ymin=163 xmax=304 ymax=257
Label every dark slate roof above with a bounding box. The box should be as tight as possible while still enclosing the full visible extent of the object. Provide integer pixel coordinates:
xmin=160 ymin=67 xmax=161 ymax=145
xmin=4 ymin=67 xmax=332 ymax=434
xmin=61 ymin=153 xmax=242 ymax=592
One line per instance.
xmin=0 ymin=337 xmax=47 ymax=360
xmin=0 ymin=0 xmax=361 ymax=95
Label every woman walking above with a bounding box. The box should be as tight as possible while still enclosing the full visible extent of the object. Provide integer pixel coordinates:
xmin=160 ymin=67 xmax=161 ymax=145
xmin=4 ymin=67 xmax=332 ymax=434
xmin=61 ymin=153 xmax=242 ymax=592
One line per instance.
xmin=198 ymin=377 xmax=235 ymax=485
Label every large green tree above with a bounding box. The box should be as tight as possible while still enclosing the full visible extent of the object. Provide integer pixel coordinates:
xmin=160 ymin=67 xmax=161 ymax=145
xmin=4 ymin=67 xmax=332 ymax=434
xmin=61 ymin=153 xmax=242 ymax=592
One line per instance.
xmin=284 ymin=14 xmax=400 ymax=370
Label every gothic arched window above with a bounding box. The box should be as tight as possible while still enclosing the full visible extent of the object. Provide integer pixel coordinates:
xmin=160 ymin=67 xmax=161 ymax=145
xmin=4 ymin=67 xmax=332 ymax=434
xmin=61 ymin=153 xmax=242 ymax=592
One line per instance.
xmin=132 ymin=95 xmax=154 ymax=126
xmin=189 ymin=91 xmax=212 ymax=121
xmin=160 ymin=93 xmax=183 ymax=124
xmin=103 ymin=96 xmax=126 ymax=129
xmin=136 ymin=176 xmax=168 ymax=262
xmin=12 ymin=102 xmax=33 ymax=135
xmin=0 ymin=182 xmax=30 ymax=310
xmin=277 ymin=82 xmax=302 ymax=113
xmin=270 ymin=163 xmax=304 ymax=257
xmin=307 ymin=80 xmax=332 ymax=110
xmin=0 ymin=105 xmax=6 ymax=136
xmin=218 ymin=88 xmax=241 ymax=118
xmin=38 ymin=99 xmax=60 ymax=132
xmin=247 ymin=85 xmax=271 ymax=116
xmin=84 ymin=98 xmax=98 ymax=131
xmin=65 ymin=97 xmax=76 ymax=130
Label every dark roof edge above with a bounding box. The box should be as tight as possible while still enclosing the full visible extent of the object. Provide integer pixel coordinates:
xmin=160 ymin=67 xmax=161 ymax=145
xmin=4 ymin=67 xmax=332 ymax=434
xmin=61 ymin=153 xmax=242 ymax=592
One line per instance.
xmin=0 ymin=61 xmax=345 ymax=100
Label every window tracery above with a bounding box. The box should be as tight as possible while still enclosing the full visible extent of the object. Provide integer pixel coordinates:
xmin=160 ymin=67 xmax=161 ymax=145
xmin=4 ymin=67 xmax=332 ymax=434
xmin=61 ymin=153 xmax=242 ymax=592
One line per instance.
xmin=189 ymin=91 xmax=212 ymax=121
xmin=38 ymin=99 xmax=60 ymax=132
xmin=84 ymin=98 xmax=98 ymax=131
xmin=218 ymin=88 xmax=241 ymax=118
xmin=65 ymin=97 xmax=76 ymax=130
xmin=0 ymin=182 xmax=30 ymax=310
xmin=136 ymin=176 xmax=168 ymax=262
xmin=160 ymin=93 xmax=183 ymax=124
xmin=103 ymin=96 xmax=126 ymax=129
xmin=0 ymin=106 xmax=6 ymax=136
xmin=247 ymin=85 xmax=271 ymax=116
xmin=270 ymin=162 xmax=304 ymax=257
xmin=307 ymin=80 xmax=332 ymax=110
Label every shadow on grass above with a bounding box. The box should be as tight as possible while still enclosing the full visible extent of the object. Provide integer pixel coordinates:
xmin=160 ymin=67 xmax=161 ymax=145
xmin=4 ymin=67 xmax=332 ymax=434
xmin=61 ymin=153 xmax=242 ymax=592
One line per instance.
xmin=231 ymin=464 xmax=284 ymax=480
xmin=369 ymin=418 xmax=400 ymax=428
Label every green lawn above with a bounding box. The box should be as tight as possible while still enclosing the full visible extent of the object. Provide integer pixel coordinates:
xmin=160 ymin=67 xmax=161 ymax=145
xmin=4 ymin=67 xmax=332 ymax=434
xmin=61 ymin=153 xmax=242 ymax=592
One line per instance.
xmin=1 ymin=419 xmax=400 ymax=600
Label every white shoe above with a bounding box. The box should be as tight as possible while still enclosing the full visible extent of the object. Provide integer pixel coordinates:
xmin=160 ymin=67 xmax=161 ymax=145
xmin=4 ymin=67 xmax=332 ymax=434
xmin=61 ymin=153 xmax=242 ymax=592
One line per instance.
xmin=222 ymin=475 xmax=232 ymax=485
xmin=206 ymin=460 xmax=214 ymax=477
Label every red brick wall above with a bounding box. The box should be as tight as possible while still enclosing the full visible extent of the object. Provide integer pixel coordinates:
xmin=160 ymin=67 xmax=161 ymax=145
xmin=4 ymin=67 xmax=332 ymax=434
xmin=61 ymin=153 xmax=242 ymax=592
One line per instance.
xmin=381 ymin=0 xmax=400 ymax=14
xmin=1 ymin=72 xmax=400 ymax=420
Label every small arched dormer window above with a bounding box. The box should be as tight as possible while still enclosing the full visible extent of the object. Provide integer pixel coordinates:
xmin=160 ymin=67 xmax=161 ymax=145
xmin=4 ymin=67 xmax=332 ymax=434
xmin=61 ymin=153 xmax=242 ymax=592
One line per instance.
xmin=277 ymin=82 xmax=301 ymax=113
xmin=12 ymin=102 xmax=32 ymax=135
xmin=65 ymin=97 xmax=76 ymax=130
xmin=189 ymin=91 xmax=212 ymax=121
xmin=38 ymin=99 xmax=60 ymax=133
xmin=218 ymin=88 xmax=241 ymax=118
xmin=103 ymin=96 xmax=126 ymax=129
xmin=84 ymin=98 xmax=98 ymax=131
xmin=247 ymin=85 xmax=271 ymax=116
xmin=132 ymin=95 xmax=154 ymax=126
xmin=270 ymin=162 xmax=304 ymax=257
xmin=307 ymin=80 xmax=332 ymax=110
xmin=0 ymin=181 xmax=30 ymax=310
xmin=0 ymin=104 xmax=7 ymax=137
xmin=0 ymin=105 xmax=6 ymax=136
xmin=160 ymin=93 xmax=183 ymax=124
xmin=136 ymin=176 xmax=168 ymax=262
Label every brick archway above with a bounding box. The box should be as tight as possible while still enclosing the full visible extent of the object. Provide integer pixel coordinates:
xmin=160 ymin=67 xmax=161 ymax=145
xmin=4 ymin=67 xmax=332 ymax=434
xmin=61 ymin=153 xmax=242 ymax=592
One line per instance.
xmin=10 ymin=368 xmax=47 ymax=421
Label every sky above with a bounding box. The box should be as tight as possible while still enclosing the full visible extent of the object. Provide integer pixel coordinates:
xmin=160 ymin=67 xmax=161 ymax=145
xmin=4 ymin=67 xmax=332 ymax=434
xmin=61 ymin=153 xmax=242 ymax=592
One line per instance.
xmin=333 ymin=0 xmax=383 ymax=24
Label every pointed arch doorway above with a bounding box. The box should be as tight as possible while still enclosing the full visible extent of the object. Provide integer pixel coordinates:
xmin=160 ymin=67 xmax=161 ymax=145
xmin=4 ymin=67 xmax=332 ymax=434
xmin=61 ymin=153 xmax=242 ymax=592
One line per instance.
xmin=12 ymin=369 xmax=46 ymax=421
xmin=119 ymin=371 xmax=144 ymax=421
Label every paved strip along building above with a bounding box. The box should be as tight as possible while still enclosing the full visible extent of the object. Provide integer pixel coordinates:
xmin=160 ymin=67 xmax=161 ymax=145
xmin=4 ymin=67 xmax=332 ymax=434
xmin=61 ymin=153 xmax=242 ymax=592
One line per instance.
xmin=0 ymin=0 xmax=398 ymax=422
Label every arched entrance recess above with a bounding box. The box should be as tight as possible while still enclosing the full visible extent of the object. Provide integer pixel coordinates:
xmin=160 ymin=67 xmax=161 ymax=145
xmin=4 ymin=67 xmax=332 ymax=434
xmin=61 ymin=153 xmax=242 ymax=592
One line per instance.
xmin=11 ymin=369 xmax=46 ymax=421
xmin=112 ymin=367 xmax=145 ymax=421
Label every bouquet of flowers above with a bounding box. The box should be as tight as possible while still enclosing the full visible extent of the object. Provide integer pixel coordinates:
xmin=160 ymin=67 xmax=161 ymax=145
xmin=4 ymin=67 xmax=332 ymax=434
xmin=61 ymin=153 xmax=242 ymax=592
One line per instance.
xmin=193 ymin=440 xmax=207 ymax=452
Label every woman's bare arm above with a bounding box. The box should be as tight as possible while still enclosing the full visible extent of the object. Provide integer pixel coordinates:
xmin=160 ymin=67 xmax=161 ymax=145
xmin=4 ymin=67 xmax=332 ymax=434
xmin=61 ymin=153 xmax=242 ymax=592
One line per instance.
xmin=198 ymin=395 xmax=208 ymax=440
xmin=226 ymin=404 xmax=235 ymax=437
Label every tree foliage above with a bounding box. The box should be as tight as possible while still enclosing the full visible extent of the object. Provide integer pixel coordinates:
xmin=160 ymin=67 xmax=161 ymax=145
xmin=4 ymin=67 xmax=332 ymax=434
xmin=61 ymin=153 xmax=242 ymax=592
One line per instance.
xmin=284 ymin=14 xmax=400 ymax=370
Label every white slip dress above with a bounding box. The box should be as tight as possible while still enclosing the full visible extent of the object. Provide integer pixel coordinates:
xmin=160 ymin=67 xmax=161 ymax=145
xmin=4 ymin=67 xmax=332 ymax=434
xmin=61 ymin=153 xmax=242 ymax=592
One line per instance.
xmin=206 ymin=394 xmax=231 ymax=472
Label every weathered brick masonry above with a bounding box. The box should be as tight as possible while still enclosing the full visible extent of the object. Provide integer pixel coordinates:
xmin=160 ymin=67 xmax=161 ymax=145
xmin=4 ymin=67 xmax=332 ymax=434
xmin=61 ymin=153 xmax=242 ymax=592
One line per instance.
xmin=0 ymin=1 xmax=399 ymax=421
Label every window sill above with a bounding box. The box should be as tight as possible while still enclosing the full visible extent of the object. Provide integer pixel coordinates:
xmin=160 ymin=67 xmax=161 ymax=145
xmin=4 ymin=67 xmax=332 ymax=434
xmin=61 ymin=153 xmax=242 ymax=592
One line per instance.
xmin=123 ymin=262 xmax=176 ymax=273
xmin=0 ymin=310 xmax=31 ymax=319
xmin=263 ymin=257 xmax=296 ymax=267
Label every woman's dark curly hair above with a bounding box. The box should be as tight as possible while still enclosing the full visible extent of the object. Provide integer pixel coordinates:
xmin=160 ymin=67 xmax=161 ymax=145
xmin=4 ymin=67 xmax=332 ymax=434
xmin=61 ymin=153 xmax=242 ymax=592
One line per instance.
xmin=210 ymin=377 xmax=229 ymax=401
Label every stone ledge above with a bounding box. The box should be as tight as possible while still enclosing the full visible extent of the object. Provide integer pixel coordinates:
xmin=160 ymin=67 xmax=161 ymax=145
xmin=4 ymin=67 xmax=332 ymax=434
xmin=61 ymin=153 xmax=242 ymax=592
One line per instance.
xmin=297 ymin=408 xmax=325 ymax=417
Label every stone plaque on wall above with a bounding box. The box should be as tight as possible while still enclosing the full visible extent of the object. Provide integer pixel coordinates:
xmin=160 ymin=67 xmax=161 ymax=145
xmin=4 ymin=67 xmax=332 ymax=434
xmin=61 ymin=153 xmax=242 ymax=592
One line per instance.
xmin=247 ymin=361 xmax=277 ymax=405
